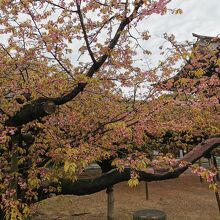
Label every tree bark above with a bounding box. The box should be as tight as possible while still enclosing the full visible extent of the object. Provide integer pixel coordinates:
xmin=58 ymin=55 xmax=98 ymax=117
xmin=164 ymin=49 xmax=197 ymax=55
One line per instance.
xmin=5 ymin=98 xmax=56 ymax=127
xmin=57 ymin=137 xmax=220 ymax=196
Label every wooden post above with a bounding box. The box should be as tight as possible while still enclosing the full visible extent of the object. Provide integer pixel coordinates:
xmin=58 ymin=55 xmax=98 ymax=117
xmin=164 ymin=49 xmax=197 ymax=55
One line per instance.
xmin=208 ymin=156 xmax=220 ymax=213
xmin=199 ymin=159 xmax=203 ymax=183
xmin=106 ymin=186 xmax=114 ymax=220
xmin=212 ymin=156 xmax=220 ymax=182
xmin=214 ymin=191 xmax=220 ymax=213
xmin=208 ymin=158 xmax=212 ymax=168
xmin=145 ymin=182 xmax=149 ymax=200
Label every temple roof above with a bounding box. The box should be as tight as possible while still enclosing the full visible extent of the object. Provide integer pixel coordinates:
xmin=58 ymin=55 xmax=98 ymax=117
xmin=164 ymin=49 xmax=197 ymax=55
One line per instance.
xmin=192 ymin=33 xmax=220 ymax=42
xmin=156 ymin=33 xmax=220 ymax=91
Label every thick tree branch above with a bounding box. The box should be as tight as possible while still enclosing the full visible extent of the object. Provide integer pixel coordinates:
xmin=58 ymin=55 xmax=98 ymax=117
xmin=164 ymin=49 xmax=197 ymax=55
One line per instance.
xmin=5 ymin=98 xmax=56 ymax=127
xmin=59 ymin=137 xmax=220 ymax=196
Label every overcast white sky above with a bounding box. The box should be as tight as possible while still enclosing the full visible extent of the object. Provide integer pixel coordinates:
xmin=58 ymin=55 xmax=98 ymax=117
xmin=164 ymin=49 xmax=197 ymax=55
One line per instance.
xmin=147 ymin=0 xmax=220 ymax=43
xmin=130 ymin=0 xmax=220 ymax=96
xmin=133 ymin=0 xmax=220 ymax=69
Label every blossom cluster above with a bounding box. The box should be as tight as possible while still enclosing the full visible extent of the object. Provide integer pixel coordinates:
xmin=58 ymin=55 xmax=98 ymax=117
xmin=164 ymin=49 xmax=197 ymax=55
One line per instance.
xmin=190 ymin=165 xmax=217 ymax=183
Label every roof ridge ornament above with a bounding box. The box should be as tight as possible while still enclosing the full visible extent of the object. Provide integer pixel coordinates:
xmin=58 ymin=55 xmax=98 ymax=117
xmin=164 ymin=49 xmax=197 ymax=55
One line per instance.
xmin=192 ymin=33 xmax=220 ymax=42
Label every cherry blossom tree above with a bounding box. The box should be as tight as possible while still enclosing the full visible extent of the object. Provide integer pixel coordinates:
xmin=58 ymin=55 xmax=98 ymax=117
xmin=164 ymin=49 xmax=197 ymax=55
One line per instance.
xmin=0 ymin=0 xmax=219 ymax=219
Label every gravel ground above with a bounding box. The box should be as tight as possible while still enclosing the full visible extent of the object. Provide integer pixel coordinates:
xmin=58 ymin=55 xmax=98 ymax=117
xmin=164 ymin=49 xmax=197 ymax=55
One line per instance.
xmin=31 ymin=174 xmax=220 ymax=220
